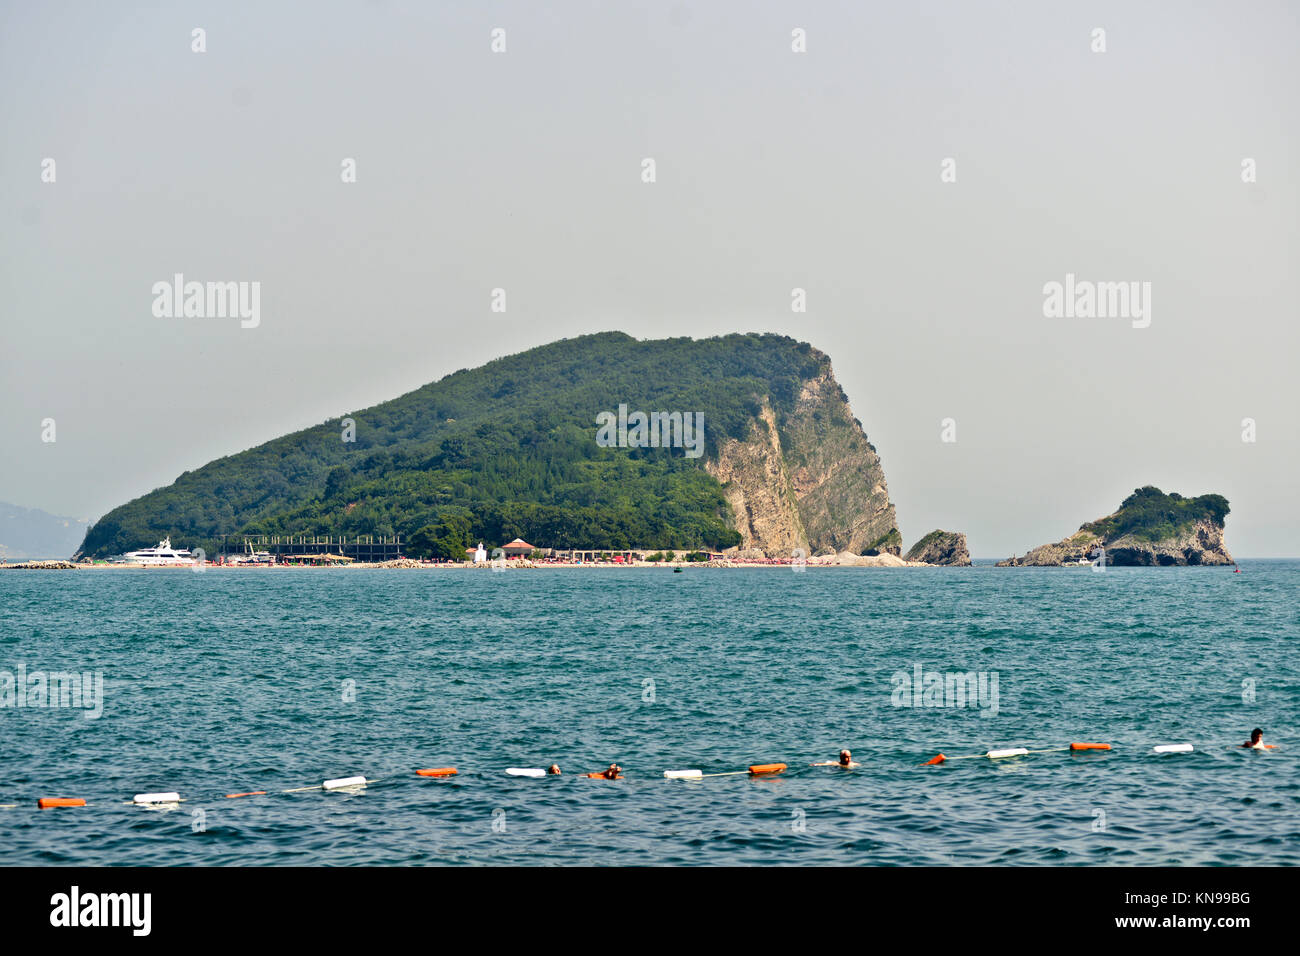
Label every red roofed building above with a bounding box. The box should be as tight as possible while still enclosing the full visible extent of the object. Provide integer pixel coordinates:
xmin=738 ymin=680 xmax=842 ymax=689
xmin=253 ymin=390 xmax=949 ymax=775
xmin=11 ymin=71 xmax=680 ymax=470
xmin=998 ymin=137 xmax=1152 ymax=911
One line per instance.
xmin=501 ymin=538 xmax=537 ymax=557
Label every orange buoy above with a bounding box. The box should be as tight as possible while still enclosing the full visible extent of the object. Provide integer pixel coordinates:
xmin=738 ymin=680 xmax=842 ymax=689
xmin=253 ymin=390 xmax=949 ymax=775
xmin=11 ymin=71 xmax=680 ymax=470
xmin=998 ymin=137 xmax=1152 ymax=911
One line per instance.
xmin=1070 ymin=742 xmax=1111 ymax=751
xmin=416 ymin=768 xmax=457 ymax=777
xmin=224 ymin=791 xmax=268 ymax=798
xmin=748 ymin=763 xmax=787 ymax=775
xmin=924 ymin=754 xmax=947 ymax=765
xmin=38 ymin=797 xmax=86 ymax=808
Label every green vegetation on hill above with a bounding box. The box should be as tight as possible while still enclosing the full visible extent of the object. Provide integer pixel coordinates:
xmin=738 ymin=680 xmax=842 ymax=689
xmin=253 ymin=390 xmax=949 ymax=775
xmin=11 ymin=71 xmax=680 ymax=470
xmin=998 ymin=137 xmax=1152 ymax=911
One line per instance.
xmin=905 ymin=530 xmax=946 ymax=555
xmin=1081 ymin=486 xmax=1230 ymax=543
xmin=79 ymin=332 xmax=846 ymax=558
xmin=863 ymin=528 xmax=903 ymax=555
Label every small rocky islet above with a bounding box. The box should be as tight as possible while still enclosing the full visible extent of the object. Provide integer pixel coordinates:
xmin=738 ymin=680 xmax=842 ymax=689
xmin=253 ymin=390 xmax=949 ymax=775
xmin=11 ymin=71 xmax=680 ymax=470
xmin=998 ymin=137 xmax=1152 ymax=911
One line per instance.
xmin=996 ymin=486 xmax=1232 ymax=567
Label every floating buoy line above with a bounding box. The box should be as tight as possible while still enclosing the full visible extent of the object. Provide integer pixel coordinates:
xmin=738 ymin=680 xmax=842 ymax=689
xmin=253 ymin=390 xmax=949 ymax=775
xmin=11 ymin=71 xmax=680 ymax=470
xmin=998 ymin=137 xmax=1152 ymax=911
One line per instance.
xmin=4 ymin=741 xmax=1280 ymax=812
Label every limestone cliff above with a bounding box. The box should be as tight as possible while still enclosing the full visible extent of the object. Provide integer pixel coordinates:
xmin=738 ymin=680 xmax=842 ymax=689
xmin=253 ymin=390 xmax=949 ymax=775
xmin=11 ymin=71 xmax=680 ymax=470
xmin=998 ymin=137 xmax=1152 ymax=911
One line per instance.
xmin=904 ymin=530 xmax=971 ymax=566
xmin=706 ymin=402 xmax=808 ymax=554
xmin=706 ymin=357 xmax=899 ymax=557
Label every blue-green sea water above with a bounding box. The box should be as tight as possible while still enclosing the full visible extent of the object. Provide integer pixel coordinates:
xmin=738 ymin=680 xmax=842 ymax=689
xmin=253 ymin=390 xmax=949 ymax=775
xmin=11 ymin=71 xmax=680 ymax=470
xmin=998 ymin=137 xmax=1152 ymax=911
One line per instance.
xmin=2 ymin=563 xmax=1297 ymax=865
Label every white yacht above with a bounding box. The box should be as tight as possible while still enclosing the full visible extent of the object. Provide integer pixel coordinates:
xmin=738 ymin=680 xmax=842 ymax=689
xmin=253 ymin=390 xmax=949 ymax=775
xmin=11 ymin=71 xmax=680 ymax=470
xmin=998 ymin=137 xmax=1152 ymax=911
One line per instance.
xmin=120 ymin=537 xmax=195 ymax=565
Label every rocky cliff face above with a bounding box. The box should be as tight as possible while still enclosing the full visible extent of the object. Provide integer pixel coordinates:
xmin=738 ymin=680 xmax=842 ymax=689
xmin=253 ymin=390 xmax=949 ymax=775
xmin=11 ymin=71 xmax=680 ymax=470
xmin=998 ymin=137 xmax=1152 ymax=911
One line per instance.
xmin=998 ymin=512 xmax=1232 ymax=567
xmin=1104 ymin=520 xmax=1232 ymax=565
xmin=904 ymin=530 xmax=971 ymax=566
xmin=707 ymin=402 xmax=808 ymax=554
xmin=706 ymin=359 xmax=899 ymax=557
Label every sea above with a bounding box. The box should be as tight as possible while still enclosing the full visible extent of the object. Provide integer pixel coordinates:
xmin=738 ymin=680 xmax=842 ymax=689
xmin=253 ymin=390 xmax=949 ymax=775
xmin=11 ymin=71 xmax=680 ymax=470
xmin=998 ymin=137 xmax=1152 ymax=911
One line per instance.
xmin=2 ymin=562 xmax=1297 ymax=865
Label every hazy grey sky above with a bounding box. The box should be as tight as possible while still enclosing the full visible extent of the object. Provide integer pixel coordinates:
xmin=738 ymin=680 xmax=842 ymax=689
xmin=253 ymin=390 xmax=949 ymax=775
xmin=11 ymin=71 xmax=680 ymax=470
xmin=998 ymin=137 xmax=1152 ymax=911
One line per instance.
xmin=2 ymin=1 xmax=1296 ymax=556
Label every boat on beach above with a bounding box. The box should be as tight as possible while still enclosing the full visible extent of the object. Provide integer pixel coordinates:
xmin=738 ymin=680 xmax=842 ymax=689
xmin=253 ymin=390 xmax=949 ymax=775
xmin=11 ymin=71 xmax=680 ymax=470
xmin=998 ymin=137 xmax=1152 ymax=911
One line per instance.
xmin=118 ymin=537 xmax=195 ymax=565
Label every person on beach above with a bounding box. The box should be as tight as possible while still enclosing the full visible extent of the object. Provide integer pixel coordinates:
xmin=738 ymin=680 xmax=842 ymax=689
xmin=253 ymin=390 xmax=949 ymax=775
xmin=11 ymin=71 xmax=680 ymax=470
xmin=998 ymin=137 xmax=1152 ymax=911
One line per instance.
xmin=1241 ymin=728 xmax=1266 ymax=750
xmin=546 ymin=764 xmax=561 ymax=775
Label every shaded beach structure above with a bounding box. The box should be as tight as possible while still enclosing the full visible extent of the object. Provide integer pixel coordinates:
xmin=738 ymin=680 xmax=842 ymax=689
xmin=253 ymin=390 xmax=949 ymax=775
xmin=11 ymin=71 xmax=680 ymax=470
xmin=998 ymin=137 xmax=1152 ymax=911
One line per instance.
xmin=501 ymin=538 xmax=536 ymax=558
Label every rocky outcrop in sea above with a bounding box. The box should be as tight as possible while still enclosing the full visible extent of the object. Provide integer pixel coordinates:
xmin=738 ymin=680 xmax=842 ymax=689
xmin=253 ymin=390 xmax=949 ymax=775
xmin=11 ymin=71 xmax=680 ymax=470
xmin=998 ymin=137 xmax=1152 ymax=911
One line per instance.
xmin=904 ymin=530 xmax=971 ymax=566
xmin=997 ymin=487 xmax=1233 ymax=567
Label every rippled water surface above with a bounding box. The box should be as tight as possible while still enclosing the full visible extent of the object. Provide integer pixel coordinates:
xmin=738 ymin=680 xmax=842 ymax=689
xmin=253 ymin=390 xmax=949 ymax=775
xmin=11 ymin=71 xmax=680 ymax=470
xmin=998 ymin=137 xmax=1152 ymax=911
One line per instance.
xmin=2 ymin=563 xmax=1297 ymax=865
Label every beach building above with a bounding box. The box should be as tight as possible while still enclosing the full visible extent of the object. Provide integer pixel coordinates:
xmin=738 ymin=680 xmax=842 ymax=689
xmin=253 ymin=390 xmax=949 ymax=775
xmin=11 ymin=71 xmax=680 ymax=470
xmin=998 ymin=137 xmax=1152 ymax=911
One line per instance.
xmin=553 ymin=549 xmax=643 ymax=563
xmin=501 ymin=538 xmax=537 ymax=558
xmin=221 ymin=534 xmax=403 ymax=562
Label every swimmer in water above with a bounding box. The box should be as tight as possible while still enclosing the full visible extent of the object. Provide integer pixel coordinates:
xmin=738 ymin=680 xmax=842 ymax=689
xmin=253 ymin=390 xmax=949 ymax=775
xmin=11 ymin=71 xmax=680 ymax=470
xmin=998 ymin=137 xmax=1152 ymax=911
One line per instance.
xmin=602 ymin=763 xmax=622 ymax=779
xmin=1241 ymin=728 xmax=1266 ymax=750
xmin=812 ymin=749 xmax=860 ymax=768
xmin=546 ymin=764 xmax=561 ymax=775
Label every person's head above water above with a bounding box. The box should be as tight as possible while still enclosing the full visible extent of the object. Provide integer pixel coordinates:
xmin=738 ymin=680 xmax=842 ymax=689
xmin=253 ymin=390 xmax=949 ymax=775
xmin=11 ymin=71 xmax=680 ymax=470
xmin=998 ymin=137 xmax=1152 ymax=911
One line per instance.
xmin=604 ymin=763 xmax=622 ymax=778
xmin=546 ymin=764 xmax=561 ymax=775
xmin=1251 ymin=728 xmax=1264 ymax=744
xmin=839 ymin=749 xmax=852 ymax=765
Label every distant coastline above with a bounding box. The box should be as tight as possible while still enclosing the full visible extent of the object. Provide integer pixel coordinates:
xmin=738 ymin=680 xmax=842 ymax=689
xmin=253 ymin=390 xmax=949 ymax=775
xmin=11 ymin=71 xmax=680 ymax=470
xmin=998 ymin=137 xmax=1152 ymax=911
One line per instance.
xmin=6 ymin=556 xmax=1274 ymax=572
xmin=7 ymin=553 xmax=933 ymax=570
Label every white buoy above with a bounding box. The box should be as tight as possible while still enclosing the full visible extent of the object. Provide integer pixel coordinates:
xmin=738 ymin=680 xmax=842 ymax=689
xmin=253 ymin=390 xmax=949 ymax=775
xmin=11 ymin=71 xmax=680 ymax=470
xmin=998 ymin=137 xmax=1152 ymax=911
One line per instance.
xmin=1153 ymin=744 xmax=1194 ymax=753
xmin=132 ymin=792 xmax=180 ymax=804
xmin=987 ymin=748 xmax=1030 ymax=759
xmin=322 ymin=775 xmax=367 ymax=790
xmin=505 ymin=768 xmax=546 ymax=777
xmin=663 ymin=769 xmax=703 ymax=779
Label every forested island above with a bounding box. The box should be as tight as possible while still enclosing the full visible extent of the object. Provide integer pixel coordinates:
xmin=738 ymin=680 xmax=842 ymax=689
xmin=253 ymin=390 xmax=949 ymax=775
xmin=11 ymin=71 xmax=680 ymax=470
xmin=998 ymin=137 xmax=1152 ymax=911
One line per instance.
xmin=77 ymin=333 xmax=900 ymax=561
